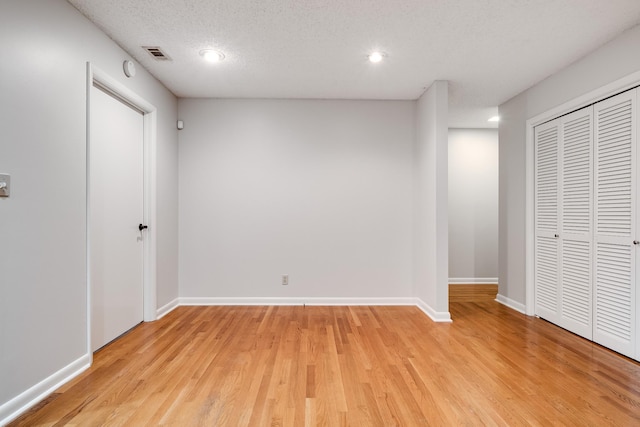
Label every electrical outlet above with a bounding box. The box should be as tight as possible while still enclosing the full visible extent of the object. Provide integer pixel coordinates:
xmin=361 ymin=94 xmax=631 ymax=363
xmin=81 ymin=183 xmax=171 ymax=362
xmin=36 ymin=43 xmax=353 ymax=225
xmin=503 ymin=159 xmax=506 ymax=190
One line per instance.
xmin=282 ymin=274 xmax=288 ymax=286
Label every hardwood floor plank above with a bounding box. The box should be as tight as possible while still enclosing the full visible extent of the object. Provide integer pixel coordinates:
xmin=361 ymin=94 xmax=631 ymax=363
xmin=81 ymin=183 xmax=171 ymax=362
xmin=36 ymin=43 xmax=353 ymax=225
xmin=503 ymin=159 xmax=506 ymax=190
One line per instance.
xmin=449 ymin=284 xmax=498 ymax=302
xmin=9 ymin=303 xmax=640 ymax=426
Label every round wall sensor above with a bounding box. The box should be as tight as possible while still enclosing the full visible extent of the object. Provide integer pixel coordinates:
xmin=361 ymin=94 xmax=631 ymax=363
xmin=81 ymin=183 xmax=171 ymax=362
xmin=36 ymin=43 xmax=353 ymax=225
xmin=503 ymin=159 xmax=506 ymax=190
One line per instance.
xmin=123 ymin=60 xmax=136 ymax=78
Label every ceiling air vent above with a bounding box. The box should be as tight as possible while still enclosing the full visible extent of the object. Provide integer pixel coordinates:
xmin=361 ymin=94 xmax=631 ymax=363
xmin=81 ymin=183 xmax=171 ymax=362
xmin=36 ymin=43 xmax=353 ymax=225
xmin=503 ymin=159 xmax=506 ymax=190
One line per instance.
xmin=142 ymin=46 xmax=171 ymax=60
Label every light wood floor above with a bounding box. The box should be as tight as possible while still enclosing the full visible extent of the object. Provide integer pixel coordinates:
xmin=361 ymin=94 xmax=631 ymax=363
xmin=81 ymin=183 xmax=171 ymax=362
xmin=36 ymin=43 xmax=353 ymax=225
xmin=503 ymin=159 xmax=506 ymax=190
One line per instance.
xmin=10 ymin=302 xmax=640 ymax=426
xmin=449 ymin=284 xmax=498 ymax=302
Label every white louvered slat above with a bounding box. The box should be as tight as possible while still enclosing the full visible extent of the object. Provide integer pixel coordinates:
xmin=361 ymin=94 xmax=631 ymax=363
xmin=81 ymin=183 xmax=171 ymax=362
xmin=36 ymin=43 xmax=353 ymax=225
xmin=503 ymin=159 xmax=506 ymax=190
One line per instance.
xmin=561 ymin=239 xmax=592 ymax=339
xmin=535 ymin=236 xmax=559 ymax=319
xmin=596 ymin=97 xmax=633 ymax=237
xmin=593 ymin=89 xmax=636 ymax=359
xmin=595 ymin=242 xmax=633 ymax=353
xmin=563 ymin=113 xmax=592 ymax=235
xmin=535 ymin=124 xmax=559 ymax=232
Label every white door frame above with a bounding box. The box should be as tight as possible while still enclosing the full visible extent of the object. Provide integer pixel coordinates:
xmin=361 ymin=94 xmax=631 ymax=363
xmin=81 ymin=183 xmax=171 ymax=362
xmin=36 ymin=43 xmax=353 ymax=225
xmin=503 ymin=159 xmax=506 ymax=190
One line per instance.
xmin=524 ymin=70 xmax=640 ymax=316
xmin=86 ymin=63 xmax=157 ymax=355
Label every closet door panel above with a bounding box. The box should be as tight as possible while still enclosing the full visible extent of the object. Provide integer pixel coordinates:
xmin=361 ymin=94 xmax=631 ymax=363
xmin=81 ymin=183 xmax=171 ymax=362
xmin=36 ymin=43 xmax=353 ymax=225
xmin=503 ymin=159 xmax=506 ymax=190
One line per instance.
xmin=560 ymin=239 xmax=591 ymax=337
xmin=561 ymin=110 xmax=592 ymax=235
xmin=535 ymin=119 xmax=561 ymax=323
xmin=595 ymin=241 xmax=633 ymax=353
xmin=536 ymin=236 xmax=560 ymax=320
xmin=593 ymin=90 xmax=636 ymax=358
xmin=535 ymin=122 xmax=560 ymax=233
xmin=560 ymin=108 xmax=593 ymax=339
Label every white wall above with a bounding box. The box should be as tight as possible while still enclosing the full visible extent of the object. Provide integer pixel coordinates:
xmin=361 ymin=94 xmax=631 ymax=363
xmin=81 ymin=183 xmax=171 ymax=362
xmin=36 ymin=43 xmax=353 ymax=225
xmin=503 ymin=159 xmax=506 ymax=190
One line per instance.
xmin=413 ymin=81 xmax=450 ymax=320
xmin=178 ymin=99 xmax=414 ymax=300
xmin=448 ymin=129 xmax=498 ymax=282
xmin=0 ymin=0 xmax=178 ymax=421
xmin=499 ymin=24 xmax=640 ymax=307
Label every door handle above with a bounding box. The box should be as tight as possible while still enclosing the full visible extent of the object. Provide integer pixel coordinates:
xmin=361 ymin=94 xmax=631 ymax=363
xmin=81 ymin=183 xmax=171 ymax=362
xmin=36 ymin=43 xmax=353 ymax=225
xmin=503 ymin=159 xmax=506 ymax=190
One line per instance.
xmin=634 ymin=240 xmax=640 ymax=245
xmin=554 ymin=234 xmax=560 ymax=238
xmin=139 ymin=224 xmax=148 ymax=231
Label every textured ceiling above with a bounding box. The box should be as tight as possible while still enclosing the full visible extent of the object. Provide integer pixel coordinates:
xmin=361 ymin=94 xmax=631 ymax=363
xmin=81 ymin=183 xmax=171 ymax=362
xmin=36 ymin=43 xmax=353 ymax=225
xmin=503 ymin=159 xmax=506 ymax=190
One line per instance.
xmin=67 ymin=0 xmax=640 ymax=128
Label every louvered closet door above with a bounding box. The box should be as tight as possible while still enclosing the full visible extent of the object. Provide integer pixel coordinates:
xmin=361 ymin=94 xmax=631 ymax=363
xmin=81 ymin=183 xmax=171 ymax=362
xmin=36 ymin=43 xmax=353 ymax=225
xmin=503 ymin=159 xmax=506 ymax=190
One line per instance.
xmin=593 ymin=89 xmax=637 ymax=359
xmin=535 ymin=119 xmax=561 ymax=324
xmin=559 ymin=108 xmax=593 ymax=339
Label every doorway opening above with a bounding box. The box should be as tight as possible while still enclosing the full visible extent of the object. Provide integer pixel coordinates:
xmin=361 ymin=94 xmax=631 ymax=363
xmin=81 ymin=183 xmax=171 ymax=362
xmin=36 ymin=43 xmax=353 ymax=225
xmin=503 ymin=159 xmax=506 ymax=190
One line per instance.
xmin=447 ymin=129 xmax=500 ymax=307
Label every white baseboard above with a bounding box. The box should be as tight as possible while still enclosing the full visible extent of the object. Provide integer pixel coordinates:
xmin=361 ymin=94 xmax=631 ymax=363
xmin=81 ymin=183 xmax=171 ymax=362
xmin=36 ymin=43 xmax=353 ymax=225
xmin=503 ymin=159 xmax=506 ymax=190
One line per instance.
xmin=448 ymin=277 xmax=499 ymax=284
xmin=179 ymin=297 xmax=417 ymax=306
xmin=495 ymin=294 xmax=526 ymax=314
xmin=0 ymin=353 xmax=91 ymax=426
xmin=156 ymin=298 xmax=179 ymax=319
xmin=180 ymin=297 xmax=451 ymax=322
xmin=415 ymin=298 xmax=452 ymax=323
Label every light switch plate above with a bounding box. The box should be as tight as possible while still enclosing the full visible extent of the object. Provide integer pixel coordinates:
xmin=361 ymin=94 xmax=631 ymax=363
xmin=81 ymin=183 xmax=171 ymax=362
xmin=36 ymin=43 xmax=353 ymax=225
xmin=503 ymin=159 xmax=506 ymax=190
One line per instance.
xmin=0 ymin=174 xmax=10 ymax=197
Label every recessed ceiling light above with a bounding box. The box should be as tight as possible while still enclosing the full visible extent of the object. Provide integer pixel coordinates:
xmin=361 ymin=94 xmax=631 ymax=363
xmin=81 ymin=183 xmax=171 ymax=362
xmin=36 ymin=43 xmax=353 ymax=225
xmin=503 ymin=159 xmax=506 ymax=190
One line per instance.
xmin=368 ymin=51 xmax=384 ymax=63
xmin=200 ymin=49 xmax=225 ymax=63
xmin=488 ymin=116 xmax=500 ymax=122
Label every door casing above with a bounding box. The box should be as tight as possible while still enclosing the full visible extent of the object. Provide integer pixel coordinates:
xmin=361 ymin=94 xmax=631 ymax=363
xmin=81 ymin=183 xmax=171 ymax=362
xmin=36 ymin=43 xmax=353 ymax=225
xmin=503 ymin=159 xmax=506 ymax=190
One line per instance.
xmin=86 ymin=63 xmax=157 ymax=357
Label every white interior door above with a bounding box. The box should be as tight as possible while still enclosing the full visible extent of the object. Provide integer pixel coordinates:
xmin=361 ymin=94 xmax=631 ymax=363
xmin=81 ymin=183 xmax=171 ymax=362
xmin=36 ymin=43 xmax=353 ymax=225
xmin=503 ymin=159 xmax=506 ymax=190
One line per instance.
xmin=534 ymin=119 xmax=561 ymax=324
xmin=90 ymin=84 xmax=145 ymax=352
xmin=593 ymin=89 xmax=637 ymax=358
xmin=535 ymin=108 xmax=594 ymax=340
xmin=559 ymin=108 xmax=593 ymax=340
